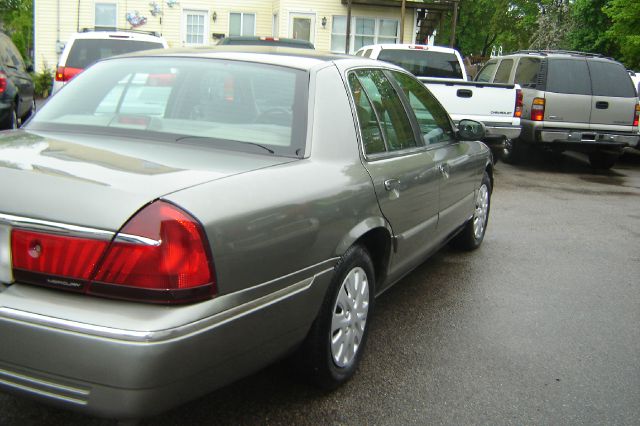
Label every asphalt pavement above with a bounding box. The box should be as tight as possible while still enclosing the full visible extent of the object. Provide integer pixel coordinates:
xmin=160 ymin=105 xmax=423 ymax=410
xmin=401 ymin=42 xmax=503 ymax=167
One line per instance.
xmin=1 ymin=150 xmax=639 ymax=425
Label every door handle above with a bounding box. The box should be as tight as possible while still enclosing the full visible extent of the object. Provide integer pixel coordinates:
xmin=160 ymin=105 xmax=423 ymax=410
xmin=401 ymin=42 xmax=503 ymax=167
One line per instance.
xmin=438 ymin=163 xmax=450 ymax=179
xmin=384 ymin=178 xmax=400 ymax=191
xmin=456 ymin=89 xmax=473 ymax=98
xmin=595 ymin=101 xmax=609 ymax=109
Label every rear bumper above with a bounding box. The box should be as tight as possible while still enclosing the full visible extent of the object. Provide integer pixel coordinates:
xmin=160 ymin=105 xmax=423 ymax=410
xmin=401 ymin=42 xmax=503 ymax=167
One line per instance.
xmin=0 ymin=267 xmax=333 ymax=419
xmin=538 ymin=129 xmax=638 ymax=146
xmin=484 ymin=125 xmax=521 ymax=140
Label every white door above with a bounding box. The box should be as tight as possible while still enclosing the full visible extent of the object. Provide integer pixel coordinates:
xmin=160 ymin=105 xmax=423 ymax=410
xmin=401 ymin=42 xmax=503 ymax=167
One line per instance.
xmin=289 ymin=13 xmax=315 ymax=43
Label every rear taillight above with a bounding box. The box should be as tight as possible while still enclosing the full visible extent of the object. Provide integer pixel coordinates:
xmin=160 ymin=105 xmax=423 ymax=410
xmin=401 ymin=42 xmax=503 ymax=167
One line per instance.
xmin=531 ymin=97 xmax=545 ymax=121
xmin=634 ymin=104 xmax=639 ymax=127
xmin=11 ymin=230 xmax=109 ymax=290
xmin=514 ymin=89 xmax=523 ymax=118
xmin=0 ymin=72 xmax=6 ymax=94
xmin=11 ymin=201 xmax=216 ymax=304
xmin=55 ymin=66 xmax=83 ymax=82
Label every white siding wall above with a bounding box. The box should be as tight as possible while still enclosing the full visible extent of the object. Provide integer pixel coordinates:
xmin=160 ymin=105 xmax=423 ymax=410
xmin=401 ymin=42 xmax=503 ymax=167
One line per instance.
xmin=34 ymin=0 xmax=417 ymax=72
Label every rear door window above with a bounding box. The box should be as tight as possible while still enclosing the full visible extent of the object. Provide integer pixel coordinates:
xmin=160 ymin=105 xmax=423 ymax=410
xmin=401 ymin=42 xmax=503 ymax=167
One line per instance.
xmin=514 ymin=57 xmax=541 ymax=88
xmin=493 ymin=59 xmax=513 ymax=83
xmin=66 ymin=39 xmax=165 ymax=69
xmin=546 ymin=59 xmax=591 ymax=95
xmin=475 ymin=60 xmax=498 ymax=82
xmin=588 ymin=60 xmax=636 ymax=98
xmin=348 ymin=69 xmax=418 ymax=154
xmin=377 ymin=49 xmax=463 ymax=79
xmin=390 ymin=71 xmax=453 ymax=146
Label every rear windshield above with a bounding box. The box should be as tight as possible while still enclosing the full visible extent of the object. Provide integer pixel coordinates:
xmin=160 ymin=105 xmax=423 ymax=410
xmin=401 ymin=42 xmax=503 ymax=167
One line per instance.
xmin=65 ymin=39 xmax=165 ymax=69
xmin=377 ymin=49 xmax=463 ymax=79
xmin=588 ymin=60 xmax=636 ymax=98
xmin=546 ymin=58 xmax=591 ymax=95
xmin=30 ymin=57 xmax=308 ymax=158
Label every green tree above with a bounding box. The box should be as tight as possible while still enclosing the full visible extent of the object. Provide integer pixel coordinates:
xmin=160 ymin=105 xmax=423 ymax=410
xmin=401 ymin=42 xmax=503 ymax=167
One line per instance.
xmin=604 ymin=0 xmax=640 ymax=69
xmin=0 ymin=0 xmax=33 ymax=61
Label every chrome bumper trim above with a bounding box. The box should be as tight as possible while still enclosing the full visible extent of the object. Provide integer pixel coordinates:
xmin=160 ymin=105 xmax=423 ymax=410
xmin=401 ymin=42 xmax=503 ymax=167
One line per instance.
xmin=484 ymin=125 xmax=521 ymax=139
xmin=0 ymin=263 xmax=336 ymax=343
xmin=0 ymin=213 xmax=115 ymax=241
xmin=539 ymin=130 xmax=639 ymax=145
xmin=0 ymin=366 xmax=90 ymax=405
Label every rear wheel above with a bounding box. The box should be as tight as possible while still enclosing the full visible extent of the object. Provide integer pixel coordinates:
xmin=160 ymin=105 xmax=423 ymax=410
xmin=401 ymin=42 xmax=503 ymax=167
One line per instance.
xmin=588 ymin=152 xmax=618 ymax=170
xmin=501 ymin=138 xmax=522 ymax=164
xmin=452 ymin=171 xmax=491 ymax=251
xmin=299 ymin=245 xmax=374 ymax=389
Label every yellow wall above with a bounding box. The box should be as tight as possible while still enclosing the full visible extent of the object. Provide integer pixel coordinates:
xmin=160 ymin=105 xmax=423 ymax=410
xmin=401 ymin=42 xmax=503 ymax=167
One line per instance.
xmin=34 ymin=0 xmax=418 ymax=72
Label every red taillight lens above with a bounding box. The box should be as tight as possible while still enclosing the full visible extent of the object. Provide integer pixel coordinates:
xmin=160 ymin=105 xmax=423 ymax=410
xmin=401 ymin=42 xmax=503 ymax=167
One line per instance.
xmin=55 ymin=66 xmax=83 ymax=82
xmin=514 ymin=89 xmax=523 ymax=118
xmin=633 ymin=104 xmax=639 ymax=127
xmin=0 ymin=72 xmax=6 ymax=94
xmin=531 ymin=97 xmax=545 ymax=121
xmin=91 ymin=201 xmax=216 ymax=303
xmin=11 ymin=230 xmax=109 ymax=289
xmin=11 ymin=201 xmax=216 ymax=304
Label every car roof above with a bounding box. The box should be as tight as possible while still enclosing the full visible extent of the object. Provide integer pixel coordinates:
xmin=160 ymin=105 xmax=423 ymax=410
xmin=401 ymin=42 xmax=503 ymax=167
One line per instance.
xmin=218 ymin=36 xmax=314 ymax=48
xmin=113 ymin=46 xmax=362 ymax=71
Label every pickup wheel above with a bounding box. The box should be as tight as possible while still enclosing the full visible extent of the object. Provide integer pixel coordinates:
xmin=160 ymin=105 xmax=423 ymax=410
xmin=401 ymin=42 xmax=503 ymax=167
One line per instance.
xmin=501 ymin=138 xmax=522 ymax=164
xmin=452 ymin=171 xmax=491 ymax=251
xmin=588 ymin=152 xmax=618 ymax=170
xmin=298 ymin=245 xmax=374 ymax=389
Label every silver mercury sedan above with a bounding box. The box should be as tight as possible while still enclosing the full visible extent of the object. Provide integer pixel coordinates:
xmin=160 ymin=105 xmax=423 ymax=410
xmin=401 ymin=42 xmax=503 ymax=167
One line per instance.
xmin=0 ymin=47 xmax=493 ymax=419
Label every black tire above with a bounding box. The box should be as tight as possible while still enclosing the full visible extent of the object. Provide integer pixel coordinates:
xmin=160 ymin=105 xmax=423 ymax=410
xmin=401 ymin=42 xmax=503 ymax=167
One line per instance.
xmin=501 ymin=138 xmax=522 ymax=164
xmin=451 ymin=171 xmax=492 ymax=251
xmin=1 ymin=104 xmax=18 ymax=130
xmin=299 ymin=245 xmax=375 ymax=390
xmin=588 ymin=152 xmax=618 ymax=170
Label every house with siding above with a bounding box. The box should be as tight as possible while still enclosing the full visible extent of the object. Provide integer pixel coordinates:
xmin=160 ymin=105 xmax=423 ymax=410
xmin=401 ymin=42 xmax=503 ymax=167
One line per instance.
xmin=33 ymin=0 xmax=435 ymax=73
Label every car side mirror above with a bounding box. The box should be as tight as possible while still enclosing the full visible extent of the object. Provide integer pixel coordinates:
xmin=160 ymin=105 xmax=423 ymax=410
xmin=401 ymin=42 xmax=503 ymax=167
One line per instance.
xmin=456 ymin=119 xmax=485 ymax=141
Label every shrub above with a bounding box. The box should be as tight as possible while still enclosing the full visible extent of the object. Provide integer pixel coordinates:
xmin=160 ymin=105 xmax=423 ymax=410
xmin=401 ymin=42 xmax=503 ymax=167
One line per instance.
xmin=33 ymin=67 xmax=53 ymax=98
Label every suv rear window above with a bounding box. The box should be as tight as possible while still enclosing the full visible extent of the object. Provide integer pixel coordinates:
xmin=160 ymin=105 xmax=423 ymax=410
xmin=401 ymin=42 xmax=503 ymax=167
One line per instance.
xmin=377 ymin=49 xmax=463 ymax=79
xmin=588 ymin=60 xmax=636 ymax=98
xmin=546 ymin=58 xmax=591 ymax=95
xmin=514 ymin=57 xmax=541 ymax=88
xmin=493 ymin=59 xmax=513 ymax=83
xmin=66 ymin=39 xmax=164 ymax=69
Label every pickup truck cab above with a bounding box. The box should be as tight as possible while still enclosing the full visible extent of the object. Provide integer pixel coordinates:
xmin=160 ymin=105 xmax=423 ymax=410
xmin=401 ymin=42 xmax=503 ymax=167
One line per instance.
xmin=356 ymin=44 xmax=522 ymax=153
xmin=476 ymin=51 xmax=640 ymax=168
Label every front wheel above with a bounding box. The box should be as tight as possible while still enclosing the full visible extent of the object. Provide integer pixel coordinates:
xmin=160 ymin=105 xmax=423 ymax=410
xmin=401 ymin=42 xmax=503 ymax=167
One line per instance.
xmin=452 ymin=171 xmax=492 ymax=251
xmin=299 ymin=245 xmax=374 ymax=389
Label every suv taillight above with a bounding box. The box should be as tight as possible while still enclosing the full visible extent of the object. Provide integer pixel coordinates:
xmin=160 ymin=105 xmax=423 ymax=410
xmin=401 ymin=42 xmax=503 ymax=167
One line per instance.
xmin=514 ymin=89 xmax=523 ymax=118
xmin=11 ymin=201 xmax=216 ymax=304
xmin=55 ymin=66 xmax=83 ymax=82
xmin=634 ymin=104 xmax=639 ymax=127
xmin=531 ymin=97 xmax=545 ymax=121
xmin=0 ymin=72 xmax=6 ymax=94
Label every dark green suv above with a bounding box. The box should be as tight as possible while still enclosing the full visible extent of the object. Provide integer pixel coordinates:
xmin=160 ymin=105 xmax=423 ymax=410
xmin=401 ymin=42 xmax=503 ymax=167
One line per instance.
xmin=0 ymin=32 xmax=35 ymax=130
xmin=476 ymin=51 xmax=639 ymax=169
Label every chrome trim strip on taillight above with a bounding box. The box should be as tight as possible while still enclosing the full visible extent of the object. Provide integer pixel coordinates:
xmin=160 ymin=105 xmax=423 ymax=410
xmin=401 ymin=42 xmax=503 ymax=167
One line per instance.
xmin=0 ymin=224 xmax=12 ymax=283
xmin=0 ymin=213 xmax=115 ymax=241
xmin=114 ymin=233 xmax=161 ymax=246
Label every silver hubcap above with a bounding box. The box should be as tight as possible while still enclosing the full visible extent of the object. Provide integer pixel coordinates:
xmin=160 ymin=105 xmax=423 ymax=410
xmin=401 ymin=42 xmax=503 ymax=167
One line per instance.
xmin=473 ymin=184 xmax=489 ymax=239
xmin=331 ymin=266 xmax=369 ymax=368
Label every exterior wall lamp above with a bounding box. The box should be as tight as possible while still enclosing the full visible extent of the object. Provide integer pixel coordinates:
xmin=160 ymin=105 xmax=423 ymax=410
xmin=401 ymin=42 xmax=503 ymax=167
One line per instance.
xmin=322 ymin=17 xmax=327 ymax=29
xmin=212 ymin=11 xmax=217 ymax=22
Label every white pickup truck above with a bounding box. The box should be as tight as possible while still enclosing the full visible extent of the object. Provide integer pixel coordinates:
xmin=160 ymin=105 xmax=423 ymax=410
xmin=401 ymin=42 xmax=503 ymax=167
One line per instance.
xmin=356 ymin=44 xmax=522 ymax=152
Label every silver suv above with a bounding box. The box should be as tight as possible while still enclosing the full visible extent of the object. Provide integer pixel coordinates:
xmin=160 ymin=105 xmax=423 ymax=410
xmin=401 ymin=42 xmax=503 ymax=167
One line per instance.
xmin=476 ymin=50 xmax=639 ymax=169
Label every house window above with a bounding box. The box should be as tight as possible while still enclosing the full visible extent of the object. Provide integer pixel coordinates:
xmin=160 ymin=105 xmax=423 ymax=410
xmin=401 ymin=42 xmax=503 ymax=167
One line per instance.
xmin=184 ymin=10 xmax=208 ymax=45
xmin=331 ymin=16 xmax=399 ymax=53
xmin=230 ymin=13 xmax=256 ymax=37
xmin=95 ymin=3 xmax=117 ymax=29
